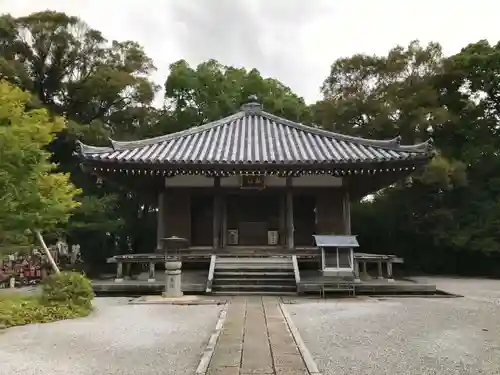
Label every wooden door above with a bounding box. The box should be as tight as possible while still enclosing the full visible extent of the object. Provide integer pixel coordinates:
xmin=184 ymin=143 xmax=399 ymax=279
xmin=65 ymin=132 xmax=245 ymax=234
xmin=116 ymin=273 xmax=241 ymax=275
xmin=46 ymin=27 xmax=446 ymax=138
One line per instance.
xmin=190 ymin=194 xmax=214 ymax=246
xmin=293 ymin=195 xmax=316 ymax=246
xmin=226 ymin=193 xmax=279 ymax=246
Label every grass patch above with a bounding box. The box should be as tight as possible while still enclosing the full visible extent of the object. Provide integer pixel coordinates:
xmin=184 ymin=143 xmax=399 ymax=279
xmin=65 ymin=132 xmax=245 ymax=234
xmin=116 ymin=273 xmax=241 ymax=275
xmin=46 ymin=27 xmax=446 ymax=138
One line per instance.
xmin=0 ymin=272 xmax=94 ymax=328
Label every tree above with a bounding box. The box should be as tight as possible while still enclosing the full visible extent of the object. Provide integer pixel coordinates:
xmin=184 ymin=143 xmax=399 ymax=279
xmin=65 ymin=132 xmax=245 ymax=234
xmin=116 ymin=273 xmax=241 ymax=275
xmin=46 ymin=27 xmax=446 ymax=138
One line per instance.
xmin=314 ymin=41 xmax=448 ymax=141
xmin=431 ymin=40 xmax=500 ymax=261
xmin=0 ymin=11 xmax=161 ymax=271
xmin=0 ymin=80 xmax=81 ymax=272
xmin=0 ymin=11 xmax=157 ymax=134
xmin=156 ymin=59 xmax=311 ymax=136
xmin=312 ymin=40 xmax=483 ymax=275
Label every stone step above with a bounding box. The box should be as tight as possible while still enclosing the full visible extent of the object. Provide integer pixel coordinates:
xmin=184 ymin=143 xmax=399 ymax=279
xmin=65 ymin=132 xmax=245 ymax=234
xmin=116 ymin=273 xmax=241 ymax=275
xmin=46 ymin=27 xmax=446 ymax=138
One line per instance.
xmin=216 ymin=259 xmax=292 ymax=267
xmin=211 ymin=256 xmax=297 ymax=295
xmin=215 ymin=264 xmax=293 ymax=270
xmin=214 ymin=271 xmax=294 ymax=277
xmin=211 ymin=290 xmax=297 ymax=296
xmin=213 ymin=284 xmax=296 ymax=291
xmin=214 ymin=278 xmax=296 ymax=286
xmin=216 ymin=259 xmax=292 ymax=263
xmin=216 ymin=256 xmax=292 ymax=262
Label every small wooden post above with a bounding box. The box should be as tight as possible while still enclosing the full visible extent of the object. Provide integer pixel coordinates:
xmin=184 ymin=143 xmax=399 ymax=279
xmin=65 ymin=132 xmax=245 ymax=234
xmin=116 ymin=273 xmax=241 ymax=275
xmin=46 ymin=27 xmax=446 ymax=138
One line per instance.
xmin=354 ymin=258 xmax=361 ymax=283
xmin=361 ymin=261 xmax=369 ymax=279
xmin=286 ymin=177 xmax=294 ymax=250
xmin=148 ymin=262 xmax=155 ymax=282
xmin=377 ymin=260 xmax=384 ymax=280
xmin=387 ymin=260 xmax=394 ymax=282
xmin=115 ymin=262 xmax=123 ymax=282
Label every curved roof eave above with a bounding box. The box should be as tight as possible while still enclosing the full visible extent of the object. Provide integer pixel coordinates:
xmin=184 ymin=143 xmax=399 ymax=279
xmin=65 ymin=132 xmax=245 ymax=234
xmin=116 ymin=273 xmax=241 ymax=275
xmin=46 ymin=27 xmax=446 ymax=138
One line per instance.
xmin=75 ymin=140 xmax=113 ymax=156
xmin=75 ymin=101 xmax=435 ymax=161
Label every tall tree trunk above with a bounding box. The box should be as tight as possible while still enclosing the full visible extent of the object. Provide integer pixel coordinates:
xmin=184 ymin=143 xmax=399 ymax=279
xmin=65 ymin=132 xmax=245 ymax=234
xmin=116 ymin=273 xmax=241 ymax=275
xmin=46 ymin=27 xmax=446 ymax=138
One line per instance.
xmin=34 ymin=229 xmax=60 ymax=274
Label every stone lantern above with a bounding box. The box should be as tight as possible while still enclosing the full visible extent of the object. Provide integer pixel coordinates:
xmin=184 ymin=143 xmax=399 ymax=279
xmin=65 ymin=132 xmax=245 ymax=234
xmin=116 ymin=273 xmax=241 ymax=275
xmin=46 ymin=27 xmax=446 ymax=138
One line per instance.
xmin=159 ymin=236 xmax=187 ymax=298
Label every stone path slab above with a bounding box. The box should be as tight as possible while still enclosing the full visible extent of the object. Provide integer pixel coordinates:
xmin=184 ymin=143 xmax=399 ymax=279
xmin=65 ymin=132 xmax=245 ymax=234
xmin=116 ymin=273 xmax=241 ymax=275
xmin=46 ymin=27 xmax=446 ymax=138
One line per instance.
xmin=207 ymin=296 xmax=308 ymax=375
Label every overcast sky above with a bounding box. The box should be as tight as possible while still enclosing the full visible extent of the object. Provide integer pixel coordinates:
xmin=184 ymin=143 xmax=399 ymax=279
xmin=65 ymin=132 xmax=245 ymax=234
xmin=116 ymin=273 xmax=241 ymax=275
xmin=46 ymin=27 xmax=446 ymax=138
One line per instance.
xmin=1 ymin=0 xmax=499 ymax=105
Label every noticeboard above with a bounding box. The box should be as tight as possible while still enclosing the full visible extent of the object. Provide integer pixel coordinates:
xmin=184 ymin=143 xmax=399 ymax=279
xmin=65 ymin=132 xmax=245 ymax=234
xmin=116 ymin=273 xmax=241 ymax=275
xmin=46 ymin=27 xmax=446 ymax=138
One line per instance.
xmin=240 ymin=175 xmax=265 ymax=189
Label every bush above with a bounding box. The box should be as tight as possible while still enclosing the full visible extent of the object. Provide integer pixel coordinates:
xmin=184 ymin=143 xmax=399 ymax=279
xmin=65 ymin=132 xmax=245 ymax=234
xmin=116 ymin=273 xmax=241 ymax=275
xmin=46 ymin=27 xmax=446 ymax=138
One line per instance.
xmin=0 ymin=272 xmax=94 ymax=328
xmin=41 ymin=271 xmax=94 ymax=309
xmin=0 ymin=297 xmax=77 ymax=327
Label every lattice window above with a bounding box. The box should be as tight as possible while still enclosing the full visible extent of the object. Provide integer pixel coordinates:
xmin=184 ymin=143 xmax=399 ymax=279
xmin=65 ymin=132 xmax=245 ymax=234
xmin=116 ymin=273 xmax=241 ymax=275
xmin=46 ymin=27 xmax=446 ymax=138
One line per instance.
xmin=323 ymin=247 xmax=352 ymax=269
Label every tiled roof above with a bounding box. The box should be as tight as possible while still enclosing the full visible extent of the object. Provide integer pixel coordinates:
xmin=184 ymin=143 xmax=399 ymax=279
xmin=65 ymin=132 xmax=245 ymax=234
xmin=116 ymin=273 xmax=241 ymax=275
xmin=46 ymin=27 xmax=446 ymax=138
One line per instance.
xmin=77 ymin=101 xmax=433 ymax=167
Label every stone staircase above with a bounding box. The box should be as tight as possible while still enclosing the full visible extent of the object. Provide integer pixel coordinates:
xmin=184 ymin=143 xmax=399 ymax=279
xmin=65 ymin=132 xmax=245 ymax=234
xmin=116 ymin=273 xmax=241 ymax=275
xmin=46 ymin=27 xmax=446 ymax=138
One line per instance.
xmin=211 ymin=256 xmax=297 ymax=295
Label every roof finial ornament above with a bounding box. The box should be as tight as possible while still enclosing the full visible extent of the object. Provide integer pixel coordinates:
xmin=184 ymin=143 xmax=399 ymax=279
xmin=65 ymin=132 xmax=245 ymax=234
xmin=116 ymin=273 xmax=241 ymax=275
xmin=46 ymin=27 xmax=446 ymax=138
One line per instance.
xmin=241 ymin=95 xmax=262 ymax=114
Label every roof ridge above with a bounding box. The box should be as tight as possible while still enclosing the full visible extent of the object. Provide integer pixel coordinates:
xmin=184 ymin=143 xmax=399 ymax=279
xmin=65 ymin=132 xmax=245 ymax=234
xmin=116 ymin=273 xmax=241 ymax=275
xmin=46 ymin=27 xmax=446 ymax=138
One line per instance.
xmin=75 ymin=140 xmax=113 ymax=155
xmin=109 ymin=111 xmax=246 ymax=151
xmin=77 ymin=107 xmax=433 ymax=156
xmin=258 ymin=111 xmax=427 ymax=151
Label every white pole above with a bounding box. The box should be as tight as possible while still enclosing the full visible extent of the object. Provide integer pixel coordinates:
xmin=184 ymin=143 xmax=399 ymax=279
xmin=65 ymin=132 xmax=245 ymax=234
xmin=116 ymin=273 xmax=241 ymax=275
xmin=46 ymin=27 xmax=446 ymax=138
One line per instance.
xmin=34 ymin=229 xmax=60 ymax=274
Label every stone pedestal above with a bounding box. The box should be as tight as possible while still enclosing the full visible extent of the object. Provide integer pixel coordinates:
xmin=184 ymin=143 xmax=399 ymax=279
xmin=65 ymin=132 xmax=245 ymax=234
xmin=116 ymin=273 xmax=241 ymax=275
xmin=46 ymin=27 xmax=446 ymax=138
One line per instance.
xmin=163 ymin=261 xmax=183 ymax=298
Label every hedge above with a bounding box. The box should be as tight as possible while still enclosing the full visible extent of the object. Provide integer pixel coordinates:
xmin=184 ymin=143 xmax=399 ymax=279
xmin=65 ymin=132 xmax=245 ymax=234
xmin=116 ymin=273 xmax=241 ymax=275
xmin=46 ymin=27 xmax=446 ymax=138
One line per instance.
xmin=0 ymin=271 xmax=94 ymax=328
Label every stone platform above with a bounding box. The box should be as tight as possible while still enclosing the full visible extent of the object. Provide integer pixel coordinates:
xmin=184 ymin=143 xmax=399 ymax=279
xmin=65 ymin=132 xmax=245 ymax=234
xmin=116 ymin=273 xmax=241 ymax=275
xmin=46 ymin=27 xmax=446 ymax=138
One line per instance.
xmin=298 ymin=271 xmax=437 ymax=295
xmin=93 ymin=273 xmax=437 ymax=296
xmin=130 ymin=295 xmax=226 ymax=305
xmin=92 ymin=270 xmax=207 ymax=294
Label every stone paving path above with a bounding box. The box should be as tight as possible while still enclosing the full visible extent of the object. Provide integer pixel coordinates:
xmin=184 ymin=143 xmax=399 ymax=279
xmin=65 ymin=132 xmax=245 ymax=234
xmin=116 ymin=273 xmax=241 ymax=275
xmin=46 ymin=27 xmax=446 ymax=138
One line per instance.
xmin=207 ymin=296 xmax=309 ymax=375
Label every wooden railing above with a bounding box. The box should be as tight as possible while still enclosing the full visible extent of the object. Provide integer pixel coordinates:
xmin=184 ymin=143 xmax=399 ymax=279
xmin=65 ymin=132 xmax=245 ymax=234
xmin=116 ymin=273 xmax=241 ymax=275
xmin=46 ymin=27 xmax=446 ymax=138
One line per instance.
xmin=205 ymin=255 xmax=216 ymax=293
xmin=292 ymin=255 xmax=301 ymax=285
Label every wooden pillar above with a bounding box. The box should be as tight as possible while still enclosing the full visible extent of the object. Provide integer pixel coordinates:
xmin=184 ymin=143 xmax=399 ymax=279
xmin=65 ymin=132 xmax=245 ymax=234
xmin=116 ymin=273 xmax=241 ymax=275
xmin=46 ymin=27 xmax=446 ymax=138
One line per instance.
xmin=221 ymin=193 xmax=227 ymax=248
xmin=148 ymin=262 xmax=155 ymax=282
xmin=279 ymin=194 xmax=287 ymax=247
xmin=115 ymin=262 xmax=123 ymax=282
xmin=157 ymin=191 xmax=165 ymax=251
xmin=286 ymin=177 xmax=294 ymax=249
xmin=377 ymin=260 xmax=384 ymax=279
xmin=387 ymin=260 xmax=394 ymax=282
xmin=125 ymin=263 xmax=131 ymax=278
xmin=343 ymin=190 xmax=351 ymax=234
xmin=213 ymin=177 xmax=221 ymax=250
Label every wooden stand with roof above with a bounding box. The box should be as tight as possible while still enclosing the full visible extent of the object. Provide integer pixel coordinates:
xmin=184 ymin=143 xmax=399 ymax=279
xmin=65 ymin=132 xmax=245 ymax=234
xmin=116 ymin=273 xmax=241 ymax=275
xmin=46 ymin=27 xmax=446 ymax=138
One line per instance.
xmin=79 ymin=97 xmax=434 ymax=295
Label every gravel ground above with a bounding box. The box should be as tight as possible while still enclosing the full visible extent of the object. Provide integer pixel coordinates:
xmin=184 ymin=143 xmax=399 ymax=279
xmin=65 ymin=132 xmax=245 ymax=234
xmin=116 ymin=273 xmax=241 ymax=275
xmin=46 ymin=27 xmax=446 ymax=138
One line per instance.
xmin=0 ymin=285 xmax=40 ymax=297
xmin=0 ymin=297 xmax=223 ymax=375
xmin=286 ymin=278 xmax=500 ymax=375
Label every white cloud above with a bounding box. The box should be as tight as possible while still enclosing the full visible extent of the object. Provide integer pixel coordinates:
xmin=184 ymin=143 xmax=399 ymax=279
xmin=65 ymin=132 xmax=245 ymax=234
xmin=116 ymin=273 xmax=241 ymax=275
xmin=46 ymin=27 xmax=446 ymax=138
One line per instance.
xmin=1 ymin=0 xmax=499 ymax=105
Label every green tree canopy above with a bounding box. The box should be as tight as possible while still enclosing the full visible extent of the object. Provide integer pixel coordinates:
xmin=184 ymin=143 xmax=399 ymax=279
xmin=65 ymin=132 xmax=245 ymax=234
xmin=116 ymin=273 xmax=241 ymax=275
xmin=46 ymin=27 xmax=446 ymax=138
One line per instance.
xmin=152 ymin=59 xmax=311 ymax=136
xmin=314 ymin=40 xmax=447 ymax=142
xmin=0 ymin=10 xmax=158 ymax=146
xmin=326 ymin=40 xmax=500 ymax=275
xmin=0 ymin=80 xmax=80 ymax=261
